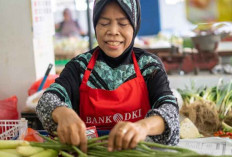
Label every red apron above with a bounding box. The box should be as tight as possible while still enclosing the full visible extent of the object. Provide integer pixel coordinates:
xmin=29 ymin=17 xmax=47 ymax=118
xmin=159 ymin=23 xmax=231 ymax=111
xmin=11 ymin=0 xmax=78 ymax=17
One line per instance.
xmin=79 ymin=49 xmax=151 ymax=130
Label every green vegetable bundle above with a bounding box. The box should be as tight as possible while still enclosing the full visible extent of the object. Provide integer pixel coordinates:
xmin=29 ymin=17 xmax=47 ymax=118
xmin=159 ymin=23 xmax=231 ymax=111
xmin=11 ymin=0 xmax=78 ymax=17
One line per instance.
xmin=31 ymin=135 xmax=199 ymax=157
xmin=1 ymin=134 xmax=232 ymax=157
xmin=177 ymin=79 xmax=232 ymax=119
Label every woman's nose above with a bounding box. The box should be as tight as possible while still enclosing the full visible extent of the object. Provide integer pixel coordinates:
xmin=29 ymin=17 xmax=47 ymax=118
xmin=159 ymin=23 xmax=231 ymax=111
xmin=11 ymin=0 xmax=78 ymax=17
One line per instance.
xmin=107 ymin=23 xmax=119 ymax=35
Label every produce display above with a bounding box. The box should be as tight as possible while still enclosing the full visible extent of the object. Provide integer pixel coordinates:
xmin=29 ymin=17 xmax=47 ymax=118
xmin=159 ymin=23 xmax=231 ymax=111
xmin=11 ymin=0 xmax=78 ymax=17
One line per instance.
xmin=53 ymin=36 xmax=98 ymax=58
xmin=53 ymin=36 xmax=90 ymax=60
xmin=177 ymin=79 xmax=232 ymax=137
xmin=134 ymin=33 xmax=183 ymax=49
xmin=1 ymin=134 xmax=231 ymax=157
xmin=1 ymin=79 xmax=232 ymax=156
xmin=180 ymin=99 xmax=220 ymax=136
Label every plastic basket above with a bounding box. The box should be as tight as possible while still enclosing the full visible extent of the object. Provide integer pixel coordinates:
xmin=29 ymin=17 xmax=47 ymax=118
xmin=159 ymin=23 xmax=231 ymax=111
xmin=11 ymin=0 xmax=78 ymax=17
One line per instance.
xmin=0 ymin=118 xmax=28 ymax=140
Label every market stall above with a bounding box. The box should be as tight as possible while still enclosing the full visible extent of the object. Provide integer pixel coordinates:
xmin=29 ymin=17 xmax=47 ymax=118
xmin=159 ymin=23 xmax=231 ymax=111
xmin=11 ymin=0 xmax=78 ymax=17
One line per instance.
xmin=1 ymin=0 xmax=232 ymax=156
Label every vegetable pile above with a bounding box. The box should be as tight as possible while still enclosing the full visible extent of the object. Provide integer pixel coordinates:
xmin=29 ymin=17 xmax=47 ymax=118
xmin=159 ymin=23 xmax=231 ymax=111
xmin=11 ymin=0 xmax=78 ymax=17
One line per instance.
xmin=178 ymin=79 xmax=232 ymax=136
xmin=178 ymin=79 xmax=232 ymax=119
xmin=1 ymin=134 xmax=232 ymax=157
xmin=180 ymin=99 xmax=220 ymax=135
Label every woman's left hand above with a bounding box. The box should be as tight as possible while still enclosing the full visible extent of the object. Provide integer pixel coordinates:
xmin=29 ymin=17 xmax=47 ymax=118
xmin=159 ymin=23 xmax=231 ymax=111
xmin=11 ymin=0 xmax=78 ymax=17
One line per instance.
xmin=108 ymin=121 xmax=148 ymax=151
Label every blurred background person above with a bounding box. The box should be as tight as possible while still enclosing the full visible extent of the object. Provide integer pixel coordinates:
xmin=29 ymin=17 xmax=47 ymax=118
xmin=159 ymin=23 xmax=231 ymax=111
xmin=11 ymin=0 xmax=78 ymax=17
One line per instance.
xmin=55 ymin=8 xmax=86 ymax=37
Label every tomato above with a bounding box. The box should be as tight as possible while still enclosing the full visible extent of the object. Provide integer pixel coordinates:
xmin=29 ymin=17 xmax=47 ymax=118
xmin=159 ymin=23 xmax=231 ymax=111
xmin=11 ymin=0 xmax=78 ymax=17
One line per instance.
xmin=219 ymin=134 xmax=230 ymax=137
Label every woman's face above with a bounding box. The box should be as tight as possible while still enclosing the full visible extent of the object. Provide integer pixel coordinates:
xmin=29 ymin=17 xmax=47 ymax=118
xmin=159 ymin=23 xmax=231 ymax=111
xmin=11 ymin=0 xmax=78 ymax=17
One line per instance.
xmin=96 ymin=1 xmax=134 ymax=58
xmin=63 ymin=9 xmax=72 ymax=21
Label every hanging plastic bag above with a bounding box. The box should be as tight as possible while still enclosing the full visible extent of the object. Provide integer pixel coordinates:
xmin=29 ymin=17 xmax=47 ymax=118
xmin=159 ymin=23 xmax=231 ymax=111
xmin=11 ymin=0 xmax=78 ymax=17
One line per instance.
xmin=25 ymin=90 xmax=45 ymax=112
xmin=28 ymin=74 xmax=59 ymax=96
xmin=0 ymin=96 xmax=19 ymax=120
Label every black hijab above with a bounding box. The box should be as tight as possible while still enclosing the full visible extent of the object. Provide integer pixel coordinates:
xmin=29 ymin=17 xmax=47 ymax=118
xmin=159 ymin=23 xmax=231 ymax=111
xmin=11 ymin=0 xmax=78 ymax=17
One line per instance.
xmin=93 ymin=0 xmax=141 ymax=68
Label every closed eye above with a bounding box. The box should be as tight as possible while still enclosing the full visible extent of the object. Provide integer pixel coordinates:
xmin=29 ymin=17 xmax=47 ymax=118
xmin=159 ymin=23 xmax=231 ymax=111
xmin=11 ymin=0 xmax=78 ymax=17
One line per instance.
xmin=100 ymin=23 xmax=109 ymax=26
xmin=119 ymin=23 xmax=128 ymax=27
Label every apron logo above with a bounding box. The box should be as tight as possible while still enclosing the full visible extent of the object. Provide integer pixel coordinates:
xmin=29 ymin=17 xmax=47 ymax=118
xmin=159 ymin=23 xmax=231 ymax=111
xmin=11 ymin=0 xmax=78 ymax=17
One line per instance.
xmin=86 ymin=109 xmax=142 ymax=124
xmin=113 ymin=113 xmax=123 ymax=122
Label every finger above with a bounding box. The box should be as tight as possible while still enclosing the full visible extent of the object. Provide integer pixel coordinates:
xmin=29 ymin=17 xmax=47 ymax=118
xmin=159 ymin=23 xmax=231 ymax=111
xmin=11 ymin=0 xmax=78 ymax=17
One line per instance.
xmin=57 ymin=127 xmax=65 ymax=143
xmin=122 ymin=130 xmax=134 ymax=150
xmin=58 ymin=134 xmax=66 ymax=143
xmin=115 ymin=127 xmax=127 ymax=151
xmin=108 ymin=125 xmax=118 ymax=152
xmin=70 ymin=125 xmax=80 ymax=146
xmin=64 ymin=128 xmax=71 ymax=144
xmin=79 ymin=123 xmax=87 ymax=153
xmin=130 ymin=134 xmax=141 ymax=149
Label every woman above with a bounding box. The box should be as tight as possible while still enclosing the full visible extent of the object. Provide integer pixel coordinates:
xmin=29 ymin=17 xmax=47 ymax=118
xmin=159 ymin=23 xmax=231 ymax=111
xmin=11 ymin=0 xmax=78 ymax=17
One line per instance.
xmin=55 ymin=8 xmax=85 ymax=37
xmin=36 ymin=0 xmax=179 ymax=153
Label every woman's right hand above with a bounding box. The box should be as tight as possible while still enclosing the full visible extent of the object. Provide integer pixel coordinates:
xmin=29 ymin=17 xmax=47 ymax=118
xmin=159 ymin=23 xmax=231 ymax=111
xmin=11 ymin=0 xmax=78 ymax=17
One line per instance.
xmin=52 ymin=106 xmax=87 ymax=153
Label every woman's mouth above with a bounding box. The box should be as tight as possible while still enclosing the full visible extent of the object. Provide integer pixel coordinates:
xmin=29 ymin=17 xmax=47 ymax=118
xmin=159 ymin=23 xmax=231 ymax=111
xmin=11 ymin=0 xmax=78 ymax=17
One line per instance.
xmin=106 ymin=41 xmax=122 ymax=47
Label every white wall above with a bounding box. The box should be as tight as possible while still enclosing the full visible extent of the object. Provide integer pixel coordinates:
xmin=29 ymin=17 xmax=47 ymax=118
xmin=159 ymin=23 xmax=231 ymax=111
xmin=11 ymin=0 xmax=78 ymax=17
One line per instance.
xmin=0 ymin=0 xmax=36 ymax=113
xmin=0 ymin=0 xmax=55 ymax=114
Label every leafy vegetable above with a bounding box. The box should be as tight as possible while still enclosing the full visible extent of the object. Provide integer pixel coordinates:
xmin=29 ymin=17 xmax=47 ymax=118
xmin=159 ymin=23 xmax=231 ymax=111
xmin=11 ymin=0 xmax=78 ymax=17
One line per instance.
xmin=29 ymin=134 xmax=230 ymax=157
xmin=0 ymin=151 xmax=21 ymax=157
xmin=16 ymin=146 xmax=44 ymax=156
xmin=178 ymin=79 xmax=232 ymax=119
xmin=30 ymin=149 xmax=58 ymax=157
xmin=0 ymin=140 xmax=29 ymax=149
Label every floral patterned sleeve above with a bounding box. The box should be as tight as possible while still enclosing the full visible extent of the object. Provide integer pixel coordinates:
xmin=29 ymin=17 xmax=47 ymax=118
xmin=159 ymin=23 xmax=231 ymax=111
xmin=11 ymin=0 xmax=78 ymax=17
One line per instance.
xmin=146 ymin=104 xmax=180 ymax=145
xmin=36 ymin=92 xmax=68 ymax=133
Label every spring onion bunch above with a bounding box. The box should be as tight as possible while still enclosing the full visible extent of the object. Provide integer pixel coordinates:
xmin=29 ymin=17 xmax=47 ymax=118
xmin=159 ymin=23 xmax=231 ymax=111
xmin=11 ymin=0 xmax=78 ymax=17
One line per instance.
xmin=177 ymin=79 xmax=232 ymax=119
xmin=30 ymin=134 xmax=232 ymax=157
xmin=2 ymin=134 xmax=232 ymax=156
